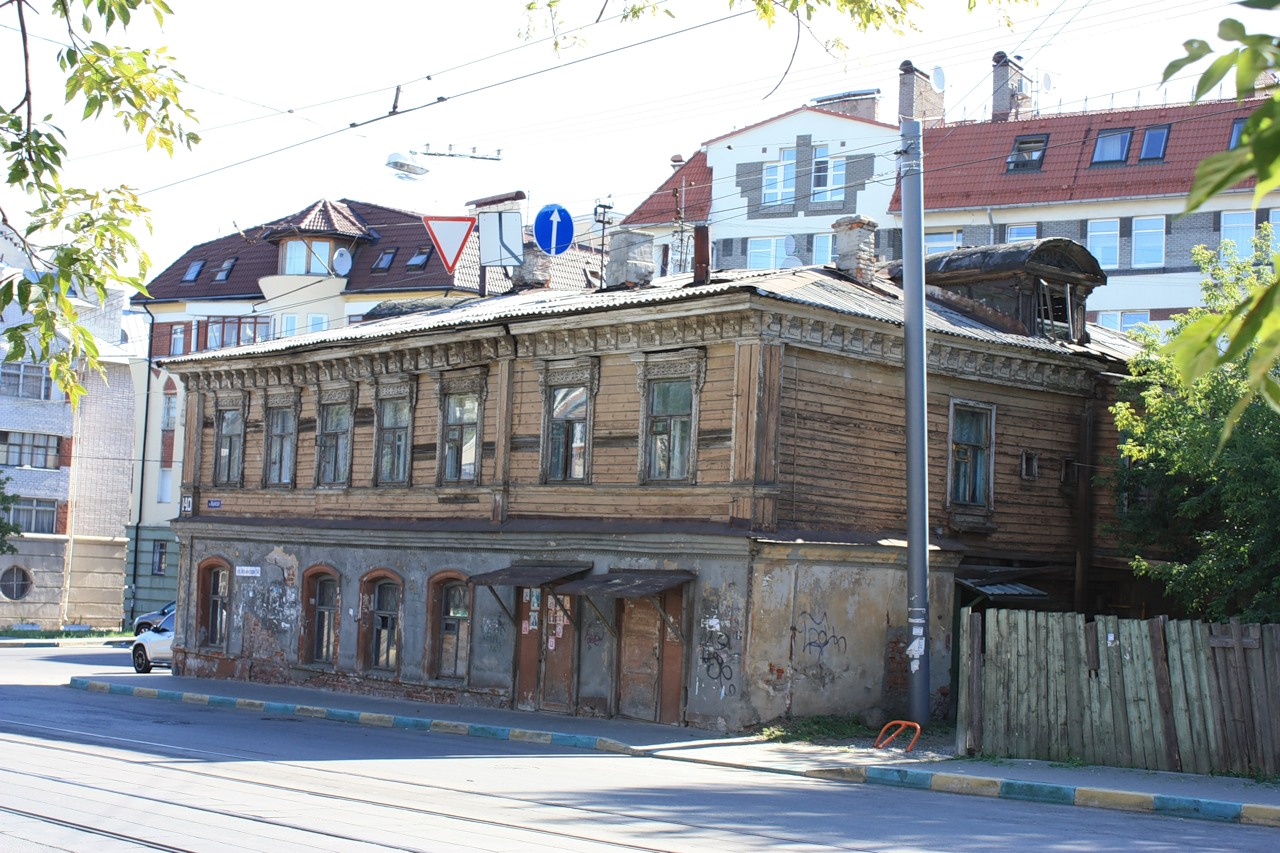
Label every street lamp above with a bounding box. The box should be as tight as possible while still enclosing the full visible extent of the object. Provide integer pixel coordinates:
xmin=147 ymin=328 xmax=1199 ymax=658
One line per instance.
xmin=385 ymin=151 xmax=428 ymax=179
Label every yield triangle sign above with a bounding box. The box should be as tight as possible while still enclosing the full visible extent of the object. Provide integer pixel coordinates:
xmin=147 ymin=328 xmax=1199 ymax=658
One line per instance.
xmin=421 ymin=216 xmax=476 ymax=275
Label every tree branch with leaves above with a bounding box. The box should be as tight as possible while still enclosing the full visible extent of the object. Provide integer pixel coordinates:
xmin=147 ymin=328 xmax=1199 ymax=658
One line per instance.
xmin=1 ymin=0 xmax=198 ymax=405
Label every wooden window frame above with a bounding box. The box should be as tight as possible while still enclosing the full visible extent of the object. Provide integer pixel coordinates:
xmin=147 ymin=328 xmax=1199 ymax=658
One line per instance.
xmin=262 ymin=388 xmax=300 ymax=488
xmin=947 ymin=399 xmax=996 ymax=511
xmin=212 ymin=395 xmax=246 ymax=487
xmin=300 ymin=566 xmax=340 ymax=666
xmin=434 ymin=370 xmax=486 ymax=486
xmin=537 ymin=357 xmax=598 ymax=484
xmin=196 ymin=560 xmax=231 ymax=650
xmin=631 ymin=349 xmax=705 ymax=485
xmin=375 ymin=378 xmax=416 ymax=486
xmin=314 ymin=385 xmax=355 ymax=488
xmin=359 ymin=570 xmax=403 ymax=674
xmin=427 ymin=570 xmax=471 ymax=681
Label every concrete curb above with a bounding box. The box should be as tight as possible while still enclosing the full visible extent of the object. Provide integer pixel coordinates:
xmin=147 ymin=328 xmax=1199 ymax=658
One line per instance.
xmin=66 ymin=678 xmax=1280 ymax=828
xmin=1 ymin=638 xmax=131 ymax=648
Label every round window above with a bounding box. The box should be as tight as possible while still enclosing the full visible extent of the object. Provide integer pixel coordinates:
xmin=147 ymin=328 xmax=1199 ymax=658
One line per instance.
xmin=0 ymin=566 xmax=34 ymax=601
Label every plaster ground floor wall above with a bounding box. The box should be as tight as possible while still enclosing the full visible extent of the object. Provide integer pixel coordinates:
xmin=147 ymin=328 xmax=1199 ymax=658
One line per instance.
xmin=124 ymin=525 xmax=180 ymax=624
xmin=0 ymin=535 xmax=67 ymax=629
xmin=169 ymin=520 xmax=958 ymax=730
xmin=65 ymin=536 xmax=127 ymax=628
xmin=0 ymin=534 xmax=123 ymax=629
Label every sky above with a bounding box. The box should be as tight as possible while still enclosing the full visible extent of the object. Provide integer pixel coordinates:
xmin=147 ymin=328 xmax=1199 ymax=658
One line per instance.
xmin=0 ymin=0 xmax=1268 ymax=277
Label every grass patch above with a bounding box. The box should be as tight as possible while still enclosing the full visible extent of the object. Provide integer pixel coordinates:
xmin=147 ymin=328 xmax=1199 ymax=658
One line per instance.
xmin=0 ymin=629 xmax=130 ymax=640
xmin=759 ymin=714 xmax=876 ymax=743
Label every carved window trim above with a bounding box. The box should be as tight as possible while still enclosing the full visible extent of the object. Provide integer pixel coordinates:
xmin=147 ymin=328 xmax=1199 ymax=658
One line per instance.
xmin=947 ymin=398 xmax=996 ymax=514
xmin=212 ymin=392 xmax=247 ymax=488
xmin=374 ymin=376 xmax=417 ymax=487
xmin=631 ymin=349 xmax=705 ymax=485
xmin=537 ymin=357 xmax=599 ymax=485
xmin=261 ymin=387 xmax=301 ymax=489
xmin=314 ymin=383 xmax=356 ymax=489
xmin=434 ymin=369 xmax=487 ymax=487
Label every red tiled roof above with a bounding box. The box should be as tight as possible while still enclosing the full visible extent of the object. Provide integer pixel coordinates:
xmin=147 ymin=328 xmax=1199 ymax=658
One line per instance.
xmin=620 ymin=151 xmax=712 ymax=227
xmin=138 ymin=199 xmax=599 ymax=304
xmin=259 ymin=199 xmax=373 ymax=240
xmin=888 ymin=98 xmax=1265 ymax=212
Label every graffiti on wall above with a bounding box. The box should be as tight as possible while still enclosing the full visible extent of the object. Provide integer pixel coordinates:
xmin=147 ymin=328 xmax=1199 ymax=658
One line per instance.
xmin=697 ymin=589 xmax=742 ymax=700
xmin=480 ymin=616 xmax=508 ymax=652
xmin=798 ymin=610 xmax=847 ymax=663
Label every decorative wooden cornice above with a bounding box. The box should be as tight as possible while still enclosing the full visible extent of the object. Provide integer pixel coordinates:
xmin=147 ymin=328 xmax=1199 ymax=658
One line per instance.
xmin=520 ymin=310 xmax=758 ymax=359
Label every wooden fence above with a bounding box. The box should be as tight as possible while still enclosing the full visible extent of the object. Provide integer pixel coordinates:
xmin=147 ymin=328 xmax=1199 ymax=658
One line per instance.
xmin=955 ymin=607 xmax=1280 ymax=775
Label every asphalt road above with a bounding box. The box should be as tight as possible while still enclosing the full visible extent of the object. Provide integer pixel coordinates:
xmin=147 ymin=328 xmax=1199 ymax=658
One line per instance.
xmin=1 ymin=647 xmax=1275 ymax=852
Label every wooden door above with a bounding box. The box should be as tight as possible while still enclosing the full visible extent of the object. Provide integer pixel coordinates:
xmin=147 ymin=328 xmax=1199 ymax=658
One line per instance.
xmin=539 ymin=594 xmax=577 ymax=713
xmin=656 ymin=587 xmax=685 ymax=725
xmin=514 ymin=587 xmax=541 ymax=711
xmin=618 ymin=597 xmax=661 ymax=721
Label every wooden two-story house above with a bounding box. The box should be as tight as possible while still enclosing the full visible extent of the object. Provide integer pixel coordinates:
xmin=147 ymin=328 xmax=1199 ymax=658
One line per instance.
xmin=161 ymin=219 xmax=1134 ymax=730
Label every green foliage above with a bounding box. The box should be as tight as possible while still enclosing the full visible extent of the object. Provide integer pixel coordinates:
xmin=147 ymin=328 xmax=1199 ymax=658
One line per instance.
xmin=1112 ymin=231 xmax=1280 ymax=622
xmin=1 ymin=0 xmax=197 ymax=405
xmin=760 ymin=714 xmax=875 ymax=742
xmin=0 ymin=474 xmax=18 ymax=555
xmin=1162 ymin=2 xmax=1280 ymax=422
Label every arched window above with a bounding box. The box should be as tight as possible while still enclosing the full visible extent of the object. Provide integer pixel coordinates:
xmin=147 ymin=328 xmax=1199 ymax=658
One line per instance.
xmin=197 ymin=562 xmax=230 ymax=649
xmin=359 ymin=571 xmax=402 ymax=674
xmin=431 ymin=576 xmax=471 ymax=679
xmin=0 ymin=566 xmax=33 ymax=600
xmin=301 ymin=568 xmax=339 ymax=665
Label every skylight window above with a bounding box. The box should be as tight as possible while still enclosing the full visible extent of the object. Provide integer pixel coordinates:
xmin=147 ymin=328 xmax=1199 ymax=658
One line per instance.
xmin=406 ymin=247 xmax=433 ymax=270
xmin=1139 ymin=125 xmax=1169 ymax=160
xmin=213 ymin=258 xmax=237 ymax=282
xmin=181 ymin=260 xmax=205 ymax=282
xmin=1230 ymin=117 xmax=1247 ymax=149
xmin=1092 ymin=129 xmax=1132 ymax=164
xmin=1006 ymin=135 xmax=1047 ymax=171
xmin=373 ymin=249 xmax=397 ymax=271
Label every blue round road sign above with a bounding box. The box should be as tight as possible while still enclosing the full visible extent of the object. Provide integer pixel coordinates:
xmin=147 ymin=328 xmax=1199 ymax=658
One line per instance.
xmin=533 ymin=204 xmax=574 ymax=256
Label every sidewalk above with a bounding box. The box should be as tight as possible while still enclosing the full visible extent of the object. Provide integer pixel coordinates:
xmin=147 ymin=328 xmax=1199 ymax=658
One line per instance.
xmin=65 ymin=671 xmax=1280 ymax=829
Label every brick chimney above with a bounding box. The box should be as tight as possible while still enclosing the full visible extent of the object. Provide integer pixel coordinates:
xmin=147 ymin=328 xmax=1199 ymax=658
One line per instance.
xmin=991 ymin=51 xmax=1031 ymax=122
xmin=605 ymin=229 xmax=655 ymax=289
xmin=832 ymin=215 xmax=878 ymax=282
xmin=509 ymin=240 xmax=552 ymax=291
xmin=898 ymin=60 xmax=944 ymax=128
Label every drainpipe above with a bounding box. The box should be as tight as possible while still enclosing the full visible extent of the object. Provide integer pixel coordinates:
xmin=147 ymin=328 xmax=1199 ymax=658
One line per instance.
xmin=129 ymin=302 xmax=156 ymax=624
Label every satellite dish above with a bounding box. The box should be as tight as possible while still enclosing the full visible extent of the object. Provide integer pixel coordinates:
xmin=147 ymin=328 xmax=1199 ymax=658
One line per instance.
xmin=930 ymin=66 xmax=947 ymax=93
xmin=332 ymin=247 xmax=353 ymax=276
xmin=1042 ymin=72 xmax=1053 ymax=93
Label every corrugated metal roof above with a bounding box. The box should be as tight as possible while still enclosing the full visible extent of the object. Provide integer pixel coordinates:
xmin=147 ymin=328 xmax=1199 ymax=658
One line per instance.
xmin=163 ymin=264 xmax=1138 ymax=366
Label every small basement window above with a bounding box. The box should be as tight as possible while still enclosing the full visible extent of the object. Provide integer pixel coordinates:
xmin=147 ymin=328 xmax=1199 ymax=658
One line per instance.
xmin=1020 ymin=450 xmax=1039 ymax=480
xmin=1006 ymin=135 xmax=1047 ymax=171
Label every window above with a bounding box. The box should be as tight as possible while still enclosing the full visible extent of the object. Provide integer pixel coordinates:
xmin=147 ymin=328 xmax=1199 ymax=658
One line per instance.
xmin=762 ymin=148 xmax=796 ymax=205
xmin=1099 ymin=310 xmax=1151 ymax=332
xmin=307 ymin=314 xmax=329 ymax=334
xmin=2 ymin=432 xmax=60 ymax=469
xmin=212 ymin=258 xmax=237 ymax=282
xmin=160 ymin=393 xmax=178 ymax=431
xmin=369 ymin=578 xmax=400 ymax=672
xmin=213 ymin=407 xmax=244 ymax=486
xmin=282 ymin=239 xmax=332 ymax=275
xmin=303 ymin=570 xmax=338 ymax=665
xmin=1020 ymin=450 xmax=1039 ymax=481
xmin=1220 ymin=211 xmax=1256 ymax=257
xmin=1006 ymin=224 xmax=1037 ymax=242
xmin=0 ymin=567 xmax=33 ymax=600
xmin=810 ymin=146 xmax=845 ymax=202
xmin=181 ymin=260 xmax=205 ymax=282
xmin=156 ymin=468 xmax=173 ymax=503
xmin=442 ymin=393 xmax=478 ymax=483
xmin=169 ymin=324 xmax=186 ymax=356
xmin=265 ymin=403 xmax=297 ymax=487
xmin=317 ymin=396 xmax=352 ymax=487
xmin=925 ymin=230 xmax=963 ymax=254
xmin=406 ymin=247 xmax=434 ymax=270
xmin=206 ymin=316 xmax=271 ymax=350
xmin=1230 ymin=117 xmax=1247 ymax=150
xmin=434 ymin=579 xmax=470 ymax=679
xmin=812 ymin=233 xmax=836 ymax=264
xmin=280 ymin=315 xmax=298 ymax=338
xmin=376 ymin=395 xmax=411 ymax=485
xmin=1140 ymin=125 xmax=1170 ymax=160
xmin=1092 ymin=129 xmax=1132 ymax=164
xmin=198 ymin=564 xmax=229 ymax=648
xmin=1 ymin=363 xmax=59 ymax=401
xmin=634 ymin=350 xmax=703 ymax=484
xmin=1132 ymin=216 xmax=1165 ymax=267
xmin=373 ymin=249 xmax=397 ymax=271
xmin=949 ymin=402 xmax=994 ymax=508
xmin=547 ymin=387 xmax=588 ymax=481
xmin=747 ymin=236 xmax=790 ymax=269
xmin=4 ymin=498 xmax=57 ymax=534
xmin=1087 ymin=219 xmax=1120 ymax=268
xmin=1006 ymin=135 xmax=1047 ymax=171
xmin=150 ymin=540 xmax=167 ymax=576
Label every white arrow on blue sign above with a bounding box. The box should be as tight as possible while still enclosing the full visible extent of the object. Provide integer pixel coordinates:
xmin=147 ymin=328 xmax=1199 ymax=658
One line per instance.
xmin=533 ymin=204 xmax=574 ymax=256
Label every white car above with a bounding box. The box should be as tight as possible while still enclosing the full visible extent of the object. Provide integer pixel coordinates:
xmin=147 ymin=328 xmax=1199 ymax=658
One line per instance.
xmin=131 ymin=612 xmax=174 ymax=673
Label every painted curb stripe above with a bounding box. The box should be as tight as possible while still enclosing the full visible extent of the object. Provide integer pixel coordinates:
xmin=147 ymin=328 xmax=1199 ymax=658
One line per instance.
xmin=510 ymin=729 xmax=553 ymax=744
xmin=431 ymin=720 xmax=469 ymax=736
xmin=295 ymin=705 xmax=327 ymax=718
xmin=1241 ymin=804 xmax=1280 ymax=827
xmin=931 ymin=773 xmax=1001 ymax=797
xmin=865 ymin=766 xmax=934 ymax=789
xmin=325 ymin=709 xmax=361 ymax=724
xmin=467 ymin=724 xmax=510 ymax=740
xmin=358 ymin=712 xmax=395 ymax=727
xmin=804 ymin=766 xmax=868 ymax=782
xmin=551 ymin=733 xmax=600 ymax=751
xmin=1152 ymin=795 xmax=1242 ymax=822
xmin=1001 ymin=779 xmax=1077 ymax=805
xmin=1075 ymin=787 xmax=1154 ymax=812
